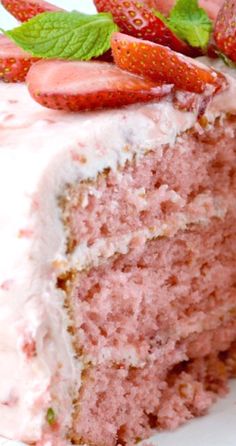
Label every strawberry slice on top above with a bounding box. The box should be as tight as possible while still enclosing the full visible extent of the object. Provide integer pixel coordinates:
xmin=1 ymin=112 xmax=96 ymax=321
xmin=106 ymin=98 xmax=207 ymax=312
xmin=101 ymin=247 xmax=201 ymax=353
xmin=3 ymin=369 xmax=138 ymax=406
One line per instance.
xmin=26 ymin=60 xmax=173 ymax=112
xmin=0 ymin=34 xmax=38 ymax=82
xmin=94 ymin=0 xmax=193 ymax=56
xmin=214 ymin=0 xmax=236 ymax=63
xmin=1 ymin=0 xmax=62 ymax=23
xmin=111 ymin=32 xmax=226 ymax=94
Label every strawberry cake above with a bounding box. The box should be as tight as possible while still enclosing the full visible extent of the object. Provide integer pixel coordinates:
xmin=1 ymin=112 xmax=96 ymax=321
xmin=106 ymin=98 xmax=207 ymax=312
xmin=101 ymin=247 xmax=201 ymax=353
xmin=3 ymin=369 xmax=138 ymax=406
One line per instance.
xmin=0 ymin=0 xmax=236 ymax=445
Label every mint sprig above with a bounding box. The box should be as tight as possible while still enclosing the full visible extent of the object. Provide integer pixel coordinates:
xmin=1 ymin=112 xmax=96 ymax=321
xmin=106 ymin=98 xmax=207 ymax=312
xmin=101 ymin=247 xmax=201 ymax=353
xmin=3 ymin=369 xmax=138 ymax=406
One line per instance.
xmin=5 ymin=11 xmax=118 ymax=60
xmin=168 ymin=0 xmax=212 ymax=49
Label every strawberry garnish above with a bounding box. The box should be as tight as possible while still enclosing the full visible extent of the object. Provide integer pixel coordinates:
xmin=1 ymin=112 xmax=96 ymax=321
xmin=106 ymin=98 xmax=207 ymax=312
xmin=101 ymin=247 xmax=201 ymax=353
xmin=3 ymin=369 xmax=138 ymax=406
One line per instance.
xmin=214 ymin=0 xmax=236 ymax=62
xmin=111 ymin=33 xmax=226 ymax=94
xmin=26 ymin=60 xmax=173 ymax=112
xmin=1 ymin=0 xmax=62 ymax=23
xmin=94 ymin=0 xmax=193 ymax=56
xmin=0 ymin=34 xmax=38 ymax=82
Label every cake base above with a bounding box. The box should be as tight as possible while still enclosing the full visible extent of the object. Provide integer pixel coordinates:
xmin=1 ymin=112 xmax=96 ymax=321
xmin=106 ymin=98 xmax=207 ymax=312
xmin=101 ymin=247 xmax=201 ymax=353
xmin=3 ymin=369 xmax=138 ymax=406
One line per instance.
xmin=65 ymin=216 xmax=236 ymax=446
xmin=71 ymin=345 xmax=236 ymax=446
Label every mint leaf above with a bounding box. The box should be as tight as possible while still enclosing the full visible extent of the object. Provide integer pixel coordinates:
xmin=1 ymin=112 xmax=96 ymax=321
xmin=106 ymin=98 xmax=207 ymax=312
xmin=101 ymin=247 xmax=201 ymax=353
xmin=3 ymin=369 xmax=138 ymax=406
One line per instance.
xmin=169 ymin=0 xmax=212 ymax=48
xmin=5 ymin=11 xmax=118 ymax=60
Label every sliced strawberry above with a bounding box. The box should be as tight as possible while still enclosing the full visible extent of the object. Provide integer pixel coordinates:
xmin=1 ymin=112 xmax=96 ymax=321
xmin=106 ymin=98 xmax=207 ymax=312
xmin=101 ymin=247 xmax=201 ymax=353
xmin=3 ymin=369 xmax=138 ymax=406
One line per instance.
xmin=111 ymin=33 xmax=226 ymax=94
xmin=27 ymin=60 xmax=173 ymax=112
xmin=0 ymin=34 xmax=38 ymax=82
xmin=94 ymin=0 xmax=193 ymax=56
xmin=1 ymin=0 xmax=62 ymax=22
xmin=214 ymin=0 xmax=236 ymax=62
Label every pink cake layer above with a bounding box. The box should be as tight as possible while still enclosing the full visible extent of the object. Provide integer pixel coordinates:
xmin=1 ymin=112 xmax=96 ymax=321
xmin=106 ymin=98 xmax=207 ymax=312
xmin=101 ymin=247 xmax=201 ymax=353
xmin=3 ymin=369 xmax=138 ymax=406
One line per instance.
xmin=68 ymin=213 xmax=236 ymax=363
xmin=63 ymin=116 xmax=236 ymax=251
xmin=72 ymin=340 xmax=236 ymax=446
xmin=65 ymin=213 xmax=236 ymax=445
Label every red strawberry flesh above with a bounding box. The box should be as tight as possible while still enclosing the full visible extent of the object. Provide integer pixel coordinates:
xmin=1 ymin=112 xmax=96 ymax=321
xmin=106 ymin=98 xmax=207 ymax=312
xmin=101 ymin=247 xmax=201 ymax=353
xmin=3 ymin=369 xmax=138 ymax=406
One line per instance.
xmin=1 ymin=0 xmax=62 ymax=22
xmin=111 ymin=32 xmax=226 ymax=94
xmin=214 ymin=0 xmax=236 ymax=62
xmin=26 ymin=59 xmax=173 ymax=112
xmin=0 ymin=34 xmax=38 ymax=82
xmin=94 ymin=0 xmax=193 ymax=56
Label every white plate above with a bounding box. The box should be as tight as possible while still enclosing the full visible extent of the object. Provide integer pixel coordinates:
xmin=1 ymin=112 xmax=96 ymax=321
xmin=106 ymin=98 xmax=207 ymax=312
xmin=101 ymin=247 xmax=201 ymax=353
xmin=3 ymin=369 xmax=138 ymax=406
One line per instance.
xmin=0 ymin=1 xmax=235 ymax=445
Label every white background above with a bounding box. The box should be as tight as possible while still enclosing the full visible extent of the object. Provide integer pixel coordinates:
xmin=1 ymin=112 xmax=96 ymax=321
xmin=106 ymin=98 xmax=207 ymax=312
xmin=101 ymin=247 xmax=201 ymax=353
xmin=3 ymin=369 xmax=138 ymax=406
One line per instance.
xmin=0 ymin=1 xmax=235 ymax=445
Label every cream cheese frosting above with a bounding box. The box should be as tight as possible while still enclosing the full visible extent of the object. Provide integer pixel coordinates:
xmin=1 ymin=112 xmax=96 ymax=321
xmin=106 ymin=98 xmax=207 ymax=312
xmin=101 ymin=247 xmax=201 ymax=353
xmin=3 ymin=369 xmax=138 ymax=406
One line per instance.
xmin=0 ymin=59 xmax=236 ymax=444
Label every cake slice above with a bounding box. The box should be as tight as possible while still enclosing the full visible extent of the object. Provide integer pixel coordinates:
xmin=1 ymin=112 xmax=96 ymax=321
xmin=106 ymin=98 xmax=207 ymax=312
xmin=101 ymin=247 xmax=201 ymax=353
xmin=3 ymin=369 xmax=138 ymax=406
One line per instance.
xmin=0 ymin=0 xmax=236 ymax=445
xmin=0 ymin=55 xmax=236 ymax=445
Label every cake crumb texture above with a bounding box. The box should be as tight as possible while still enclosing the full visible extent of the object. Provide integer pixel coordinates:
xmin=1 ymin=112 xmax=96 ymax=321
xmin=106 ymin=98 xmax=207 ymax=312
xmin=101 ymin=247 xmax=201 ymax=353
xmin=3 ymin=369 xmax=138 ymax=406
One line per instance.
xmin=67 ymin=216 xmax=236 ymax=445
xmin=57 ymin=117 xmax=236 ymax=445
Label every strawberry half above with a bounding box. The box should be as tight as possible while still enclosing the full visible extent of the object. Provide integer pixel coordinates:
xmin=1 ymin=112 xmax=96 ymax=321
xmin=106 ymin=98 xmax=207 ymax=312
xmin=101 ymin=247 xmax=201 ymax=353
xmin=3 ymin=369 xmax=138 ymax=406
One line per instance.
xmin=111 ymin=33 xmax=226 ymax=94
xmin=214 ymin=0 xmax=236 ymax=62
xmin=94 ymin=0 xmax=193 ymax=56
xmin=0 ymin=34 xmax=38 ymax=82
xmin=26 ymin=60 xmax=173 ymax=112
xmin=1 ymin=0 xmax=62 ymax=22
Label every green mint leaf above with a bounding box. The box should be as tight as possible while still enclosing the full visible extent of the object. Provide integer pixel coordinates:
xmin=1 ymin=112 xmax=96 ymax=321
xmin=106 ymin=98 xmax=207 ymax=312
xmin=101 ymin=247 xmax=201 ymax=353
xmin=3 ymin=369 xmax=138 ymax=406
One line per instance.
xmin=5 ymin=11 xmax=118 ymax=61
xmin=169 ymin=0 xmax=212 ymax=48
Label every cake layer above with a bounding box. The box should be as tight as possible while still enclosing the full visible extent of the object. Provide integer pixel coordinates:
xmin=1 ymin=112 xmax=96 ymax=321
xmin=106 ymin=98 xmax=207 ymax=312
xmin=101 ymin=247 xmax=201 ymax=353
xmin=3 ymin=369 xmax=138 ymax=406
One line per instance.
xmin=62 ymin=115 xmax=236 ymax=262
xmin=72 ymin=336 xmax=236 ymax=446
xmin=66 ymin=214 xmax=236 ymax=365
xmin=62 ymin=212 xmax=236 ymax=445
